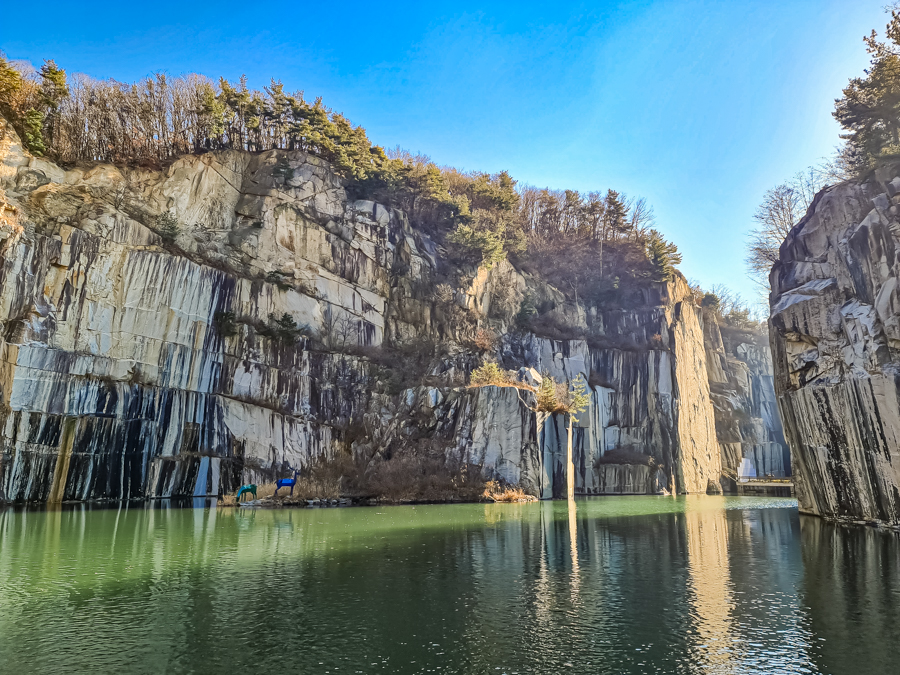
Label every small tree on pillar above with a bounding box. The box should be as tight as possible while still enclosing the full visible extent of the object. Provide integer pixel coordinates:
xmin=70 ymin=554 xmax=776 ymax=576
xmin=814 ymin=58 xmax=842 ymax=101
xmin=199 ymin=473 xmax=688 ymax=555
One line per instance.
xmin=467 ymin=363 xmax=590 ymax=500
xmin=534 ymin=373 xmax=590 ymax=500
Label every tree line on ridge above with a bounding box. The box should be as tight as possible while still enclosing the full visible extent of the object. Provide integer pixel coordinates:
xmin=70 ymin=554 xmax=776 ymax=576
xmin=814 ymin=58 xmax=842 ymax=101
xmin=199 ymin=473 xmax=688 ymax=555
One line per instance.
xmin=0 ymin=54 xmax=683 ymax=298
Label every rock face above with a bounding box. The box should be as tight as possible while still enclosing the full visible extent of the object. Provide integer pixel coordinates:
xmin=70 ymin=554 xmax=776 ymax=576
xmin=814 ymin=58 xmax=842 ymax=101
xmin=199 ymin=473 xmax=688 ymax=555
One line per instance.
xmin=461 ymin=286 xmax=722 ymax=499
xmin=0 ymin=118 xmax=408 ymax=501
xmin=704 ymin=318 xmax=789 ymax=488
xmin=769 ymin=166 xmax=900 ymax=523
xmin=0 ymin=117 xmax=780 ymax=503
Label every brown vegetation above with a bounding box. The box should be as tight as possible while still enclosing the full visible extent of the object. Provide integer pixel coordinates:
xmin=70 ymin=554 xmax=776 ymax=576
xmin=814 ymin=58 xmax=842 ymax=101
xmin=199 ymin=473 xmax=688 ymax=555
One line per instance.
xmin=291 ymin=454 xmax=352 ymax=499
xmin=360 ymin=449 xmax=487 ymax=503
xmin=472 ymin=327 xmax=498 ymax=352
xmin=694 ymin=283 xmax=766 ymax=337
xmin=482 ymin=481 xmax=537 ymax=502
xmin=255 ymin=448 xmax=491 ymax=504
xmin=0 ymin=54 xmax=683 ymax=298
xmin=220 ymin=481 xmax=281 ymax=505
xmin=353 ymin=337 xmax=443 ymax=395
xmin=534 ymin=373 xmax=590 ymax=416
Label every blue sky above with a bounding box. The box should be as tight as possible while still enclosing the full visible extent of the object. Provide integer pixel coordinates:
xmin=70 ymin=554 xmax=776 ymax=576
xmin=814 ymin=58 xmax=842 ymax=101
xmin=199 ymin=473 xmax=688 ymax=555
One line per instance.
xmin=0 ymin=0 xmax=887 ymax=303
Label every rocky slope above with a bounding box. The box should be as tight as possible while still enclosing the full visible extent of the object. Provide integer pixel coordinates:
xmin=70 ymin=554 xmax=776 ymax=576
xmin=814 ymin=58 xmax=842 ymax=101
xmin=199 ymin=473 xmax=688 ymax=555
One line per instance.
xmin=0 ymin=117 xmax=783 ymax=503
xmin=770 ymin=165 xmax=900 ymax=523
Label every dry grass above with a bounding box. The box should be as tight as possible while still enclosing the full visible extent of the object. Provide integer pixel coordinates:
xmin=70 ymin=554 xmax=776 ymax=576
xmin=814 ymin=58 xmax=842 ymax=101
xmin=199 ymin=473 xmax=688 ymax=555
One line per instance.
xmin=472 ymin=327 xmax=498 ymax=351
xmin=469 ymin=362 xmax=534 ymax=391
xmin=469 ymin=380 xmax=535 ymax=392
xmin=470 ymin=361 xmax=516 ymax=387
xmin=217 ymin=448 xmax=541 ymax=506
xmin=482 ymin=481 xmax=537 ymax=502
xmin=220 ymin=481 xmax=280 ymax=506
xmin=291 ymin=456 xmax=349 ymax=500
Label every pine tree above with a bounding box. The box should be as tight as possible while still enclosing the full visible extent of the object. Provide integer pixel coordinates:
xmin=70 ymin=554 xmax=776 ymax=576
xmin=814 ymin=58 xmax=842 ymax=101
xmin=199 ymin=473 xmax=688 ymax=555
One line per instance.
xmin=22 ymin=109 xmax=45 ymax=155
xmin=834 ymin=9 xmax=900 ymax=167
xmin=646 ymin=230 xmax=682 ymax=282
xmin=0 ymin=55 xmax=45 ymax=154
xmin=199 ymin=83 xmax=226 ymax=148
xmin=534 ymin=373 xmax=590 ymax=500
xmin=603 ymin=189 xmax=630 ymax=240
xmin=0 ymin=55 xmax=24 ymax=127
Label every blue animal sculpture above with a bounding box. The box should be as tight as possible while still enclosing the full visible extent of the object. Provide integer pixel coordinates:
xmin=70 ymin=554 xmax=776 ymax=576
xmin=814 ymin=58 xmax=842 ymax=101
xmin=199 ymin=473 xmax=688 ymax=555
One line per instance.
xmin=235 ymin=484 xmax=257 ymax=503
xmin=275 ymin=470 xmax=300 ymax=497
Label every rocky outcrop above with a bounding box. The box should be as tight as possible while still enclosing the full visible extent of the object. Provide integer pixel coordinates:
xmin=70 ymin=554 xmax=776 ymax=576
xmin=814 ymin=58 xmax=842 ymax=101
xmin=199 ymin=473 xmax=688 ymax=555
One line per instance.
xmin=0 ymin=116 xmax=765 ymax=503
xmin=704 ymin=318 xmax=789 ymax=489
xmin=0 ymin=117 xmax=413 ymax=501
xmin=769 ymin=165 xmax=900 ymax=523
xmin=456 ymin=287 xmax=722 ymax=499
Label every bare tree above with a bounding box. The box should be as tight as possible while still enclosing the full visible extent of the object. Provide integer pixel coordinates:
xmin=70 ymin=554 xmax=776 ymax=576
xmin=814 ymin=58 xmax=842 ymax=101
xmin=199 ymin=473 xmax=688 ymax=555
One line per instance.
xmin=746 ymin=168 xmax=834 ymax=289
xmin=323 ymin=311 xmax=361 ymax=352
xmin=628 ymin=197 xmax=656 ymax=237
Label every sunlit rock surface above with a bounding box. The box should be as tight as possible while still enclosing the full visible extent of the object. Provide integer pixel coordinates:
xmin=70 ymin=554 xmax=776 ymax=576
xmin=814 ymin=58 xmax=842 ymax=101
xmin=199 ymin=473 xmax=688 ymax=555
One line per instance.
xmin=0 ymin=117 xmax=776 ymax=502
xmin=770 ymin=166 xmax=900 ymax=522
xmin=0 ymin=119 xmax=396 ymax=501
xmin=703 ymin=318 xmax=790 ymax=488
xmin=452 ymin=277 xmax=724 ymax=498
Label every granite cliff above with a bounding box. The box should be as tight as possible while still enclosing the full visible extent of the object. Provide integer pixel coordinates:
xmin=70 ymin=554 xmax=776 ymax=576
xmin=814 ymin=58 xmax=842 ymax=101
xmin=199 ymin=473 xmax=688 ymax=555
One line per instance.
xmin=704 ymin=316 xmax=789 ymax=488
xmin=0 ymin=117 xmax=785 ymax=503
xmin=770 ymin=165 xmax=900 ymax=523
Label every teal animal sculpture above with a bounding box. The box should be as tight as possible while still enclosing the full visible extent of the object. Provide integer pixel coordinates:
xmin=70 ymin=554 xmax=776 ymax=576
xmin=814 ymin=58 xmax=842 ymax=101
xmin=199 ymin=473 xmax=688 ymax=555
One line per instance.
xmin=236 ymin=484 xmax=257 ymax=503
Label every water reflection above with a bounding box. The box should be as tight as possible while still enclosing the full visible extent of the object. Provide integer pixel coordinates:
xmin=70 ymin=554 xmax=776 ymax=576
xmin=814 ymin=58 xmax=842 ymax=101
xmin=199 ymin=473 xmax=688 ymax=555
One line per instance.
xmin=684 ymin=499 xmax=736 ymax=672
xmin=800 ymin=516 xmax=900 ymax=674
xmin=0 ymin=498 xmax=897 ymax=674
xmin=567 ymin=498 xmax=580 ymax=599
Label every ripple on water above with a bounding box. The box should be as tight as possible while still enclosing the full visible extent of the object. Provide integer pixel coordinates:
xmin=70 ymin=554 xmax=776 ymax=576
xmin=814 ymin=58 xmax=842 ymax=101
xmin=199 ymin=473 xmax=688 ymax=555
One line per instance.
xmin=0 ymin=497 xmax=896 ymax=674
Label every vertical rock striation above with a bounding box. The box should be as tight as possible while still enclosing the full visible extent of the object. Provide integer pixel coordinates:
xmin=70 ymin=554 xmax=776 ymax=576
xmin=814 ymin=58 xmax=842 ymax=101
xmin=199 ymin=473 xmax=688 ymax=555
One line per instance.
xmin=770 ymin=165 xmax=900 ymax=523
xmin=460 ymin=281 xmax=721 ymax=499
xmin=0 ymin=116 xmax=779 ymax=503
xmin=704 ymin=318 xmax=789 ymax=489
xmin=0 ymin=118 xmax=407 ymax=501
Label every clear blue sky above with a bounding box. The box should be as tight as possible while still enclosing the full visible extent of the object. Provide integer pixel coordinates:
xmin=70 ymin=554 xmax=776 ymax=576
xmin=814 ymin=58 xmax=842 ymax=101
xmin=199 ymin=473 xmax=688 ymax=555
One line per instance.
xmin=0 ymin=0 xmax=887 ymax=303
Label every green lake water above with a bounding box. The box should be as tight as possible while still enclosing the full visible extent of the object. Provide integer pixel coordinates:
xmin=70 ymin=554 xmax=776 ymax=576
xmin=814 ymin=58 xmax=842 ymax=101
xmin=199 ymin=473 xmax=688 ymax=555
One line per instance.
xmin=1 ymin=496 xmax=899 ymax=674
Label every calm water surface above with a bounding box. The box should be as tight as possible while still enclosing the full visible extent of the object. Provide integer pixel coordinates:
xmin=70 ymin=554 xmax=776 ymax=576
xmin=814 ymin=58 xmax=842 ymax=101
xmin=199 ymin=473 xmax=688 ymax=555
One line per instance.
xmin=1 ymin=496 xmax=899 ymax=674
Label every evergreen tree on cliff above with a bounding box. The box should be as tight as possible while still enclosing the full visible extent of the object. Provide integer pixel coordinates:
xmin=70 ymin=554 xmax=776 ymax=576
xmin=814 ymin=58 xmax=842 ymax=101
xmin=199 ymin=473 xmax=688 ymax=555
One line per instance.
xmin=835 ymin=7 xmax=900 ymax=169
xmin=469 ymin=366 xmax=589 ymax=500
xmin=646 ymin=230 xmax=682 ymax=282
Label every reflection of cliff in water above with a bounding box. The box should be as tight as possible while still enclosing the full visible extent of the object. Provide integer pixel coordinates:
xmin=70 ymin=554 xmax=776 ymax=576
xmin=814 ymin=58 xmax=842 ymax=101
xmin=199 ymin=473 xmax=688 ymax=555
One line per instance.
xmin=685 ymin=501 xmax=737 ymax=672
xmin=800 ymin=516 xmax=900 ymax=674
xmin=1 ymin=500 xmax=899 ymax=673
xmin=726 ymin=506 xmax=816 ymax=672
